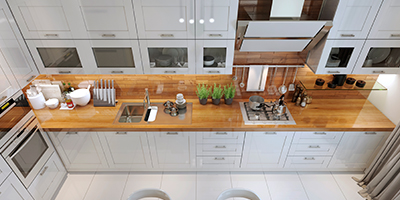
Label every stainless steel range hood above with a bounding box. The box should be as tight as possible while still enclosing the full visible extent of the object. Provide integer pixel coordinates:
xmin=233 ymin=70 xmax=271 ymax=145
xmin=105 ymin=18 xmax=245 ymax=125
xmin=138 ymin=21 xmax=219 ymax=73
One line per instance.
xmin=236 ymin=0 xmax=338 ymax=52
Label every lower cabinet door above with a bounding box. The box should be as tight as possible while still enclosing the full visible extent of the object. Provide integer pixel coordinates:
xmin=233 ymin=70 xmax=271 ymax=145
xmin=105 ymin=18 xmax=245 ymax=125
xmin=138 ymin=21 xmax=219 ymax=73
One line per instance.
xmin=0 ymin=156 xmax=12 ymax=185
xmin=98 ymin=132 xmax=152 ymax=169
xmin=241 ymin=132 xmax=294 ymax=168
xmin=48 ymin=132 xmax=108 ymax=171
xmin=0 ymin=173 xmax=33 ymax=200
xmin=28 ymin=153 xmax=67 ymax=200
xmin=147 ymin=132 xmax=196 ymax=169
xmin=196 ymin=157 xmax=240 ymax=168
xmin=328 ymin=132 xmax=390 ymax=169
xmin=284 ymin=156 xmax=331 ymax=168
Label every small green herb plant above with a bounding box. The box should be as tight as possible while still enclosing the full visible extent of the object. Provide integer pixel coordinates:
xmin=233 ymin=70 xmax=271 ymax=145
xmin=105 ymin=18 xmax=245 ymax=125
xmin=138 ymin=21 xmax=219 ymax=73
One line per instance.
xmin=211 ymin=83 xmax=223 ymax=99
xmin=196 ymin=83 xmax=211 ymax=99
xmin=223 ymin=83 xmax=236 ymax=99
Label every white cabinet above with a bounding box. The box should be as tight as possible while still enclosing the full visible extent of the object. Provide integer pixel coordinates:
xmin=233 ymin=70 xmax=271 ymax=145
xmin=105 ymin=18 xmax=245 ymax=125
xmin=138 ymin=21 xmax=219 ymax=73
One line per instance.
xmin=369 ymin=0 xmax=400 ymax=39
xmin=77 ymin=0 xmax=138 ymax=39
xmin=0 ymin=174 xmax=33 ymax=200
xmin=0 ymin=1 xmax=38 ymax=88
xmin=352 ymin=40 xmax=400 ymax=74
xmin=26 ymin=40 xmax=96 ymax=74
xmin=48 ymin=131 xmax=108 ymax=171
xmin=88 ymin=40 xmax=143 ymax=74
xmin=147 ymin=132 xmax=196 ymax=169
xmin=328 ymin=0 xmax=383 ymax=39
xmin=306 ymin=38 xmax=365 ymax=74
xmin=0 ymin=51 xmax=20 ymax=104
xmin=28 ymin=153 xmax=66 ymax=200
xmin=0 ymin=156 xmax=12 ymax=185
xmin=7 ymin=0 xmax=84 ymax=39
xmin=241 ymin=132 xmax=294 ymax=169
xmin=195 ymin=40 xmax=234 ymax=74
xmin=133 ymin=0 xmax=238 ymax=39
xmin=329 ymin=132 xmax=390 ymax=169
xmin=98 ymin=132 xmax=152 ymax=170
xmin=140 ymin=40 xmax=196 ymax=74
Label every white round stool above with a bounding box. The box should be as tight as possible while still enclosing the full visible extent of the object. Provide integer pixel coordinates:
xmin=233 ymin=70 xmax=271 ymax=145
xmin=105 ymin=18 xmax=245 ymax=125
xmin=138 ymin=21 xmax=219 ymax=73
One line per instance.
xmin=127 ymin=188 xmax=171 ymax=200
xmin=217 ymin=188 xmax=261 ymax=200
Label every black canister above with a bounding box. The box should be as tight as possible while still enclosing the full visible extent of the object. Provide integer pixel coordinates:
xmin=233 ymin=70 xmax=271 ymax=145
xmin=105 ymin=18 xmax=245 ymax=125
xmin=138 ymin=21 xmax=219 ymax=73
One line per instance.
xmin=333 ymin=74 xmax=347 ymax=86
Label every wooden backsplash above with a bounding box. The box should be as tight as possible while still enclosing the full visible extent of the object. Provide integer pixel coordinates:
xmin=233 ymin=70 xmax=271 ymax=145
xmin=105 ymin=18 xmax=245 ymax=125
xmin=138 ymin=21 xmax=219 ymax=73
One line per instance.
xmin=34 ymin=67 xmax=378 ymax=100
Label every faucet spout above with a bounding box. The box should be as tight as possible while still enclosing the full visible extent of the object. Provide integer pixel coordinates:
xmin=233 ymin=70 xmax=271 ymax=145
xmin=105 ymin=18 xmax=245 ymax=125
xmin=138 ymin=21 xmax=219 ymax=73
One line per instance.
xmin=144 ymin=88 xmax=151 ymax=108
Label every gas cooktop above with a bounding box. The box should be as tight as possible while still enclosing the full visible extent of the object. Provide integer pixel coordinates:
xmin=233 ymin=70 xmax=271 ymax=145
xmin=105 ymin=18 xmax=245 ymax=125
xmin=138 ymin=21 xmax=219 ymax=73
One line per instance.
xmin=239 ymin=102 xmax=296 ymax=125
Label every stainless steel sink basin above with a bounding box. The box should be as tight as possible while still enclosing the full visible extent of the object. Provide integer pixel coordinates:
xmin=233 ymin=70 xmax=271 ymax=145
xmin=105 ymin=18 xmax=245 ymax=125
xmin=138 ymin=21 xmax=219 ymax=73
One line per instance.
xmin=115 ymin=103 xmax=145 ymax=123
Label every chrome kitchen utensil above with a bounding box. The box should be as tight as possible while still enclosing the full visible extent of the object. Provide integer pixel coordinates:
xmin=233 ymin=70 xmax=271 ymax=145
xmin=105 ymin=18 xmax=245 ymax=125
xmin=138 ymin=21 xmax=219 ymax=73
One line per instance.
xmin=289 ymin=67 xmax=298 ymax=91
xmin=93 ymin=79 xmax=116 ymax=107
xmin=239 ymin=68 xmax=245 ymax=88
xmin=267 ymin=67 xmax=278 ymax=95
xmin=232 ymin=67 xmax=238 ymax=81
xmin=278 ymin=67 xmax=289 ymax=95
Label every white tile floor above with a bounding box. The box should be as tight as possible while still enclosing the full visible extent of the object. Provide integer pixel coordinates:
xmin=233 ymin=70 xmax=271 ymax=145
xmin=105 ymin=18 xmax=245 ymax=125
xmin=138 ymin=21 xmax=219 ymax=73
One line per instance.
xmin=55 ymin=172 xmax=365 ymax=200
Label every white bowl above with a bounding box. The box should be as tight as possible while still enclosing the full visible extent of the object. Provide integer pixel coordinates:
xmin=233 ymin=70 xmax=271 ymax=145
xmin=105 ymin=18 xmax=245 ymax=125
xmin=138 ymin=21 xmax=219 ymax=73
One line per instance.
xmin=70 ymin=89 xmax=90 ymax=106
xmin=45 ymin=98 xmax=59 ymax=109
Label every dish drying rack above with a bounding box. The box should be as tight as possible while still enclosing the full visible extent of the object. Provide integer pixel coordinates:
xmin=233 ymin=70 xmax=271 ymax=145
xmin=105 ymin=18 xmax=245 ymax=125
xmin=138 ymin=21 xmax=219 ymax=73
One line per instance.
xmin=93 ymin=79 xmax=116 ymax=107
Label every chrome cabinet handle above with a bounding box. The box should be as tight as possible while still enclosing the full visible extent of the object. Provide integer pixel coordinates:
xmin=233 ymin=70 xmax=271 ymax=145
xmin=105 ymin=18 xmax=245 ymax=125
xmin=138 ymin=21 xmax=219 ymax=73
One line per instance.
xmin=341 ymin=34 xmax=355 ymax=37
xmin=164 ymin=71 xmax=176 ymax=74
xmin=365 ymin=132 xmax=377 ymax=135
xmin=373 ymin=71 xmax=385 ymax=73
xmin=111 ymin=71 xmax=124 ymax=74
xmin=102 ymin=34 xmax=116 ymax=37
xmin=207 ymin=71 xmax=220 ymax=74
xmin=160 ymin=34 xmax=174 ymax=37
xmin=304 ymin=157 xmax=315 ymax=160
xmin=40 ymin=166 xmax=48 ymax=176
xmin=327 ymin=71 xmax=340 ymax=73
xmin=59 ymin=71 xmax=71 ymax=74
xmin=0 ymin=96 xmax=7 ymax=102
xmin=214 ymin=157 xmax=225 ymax=160
xmin=215 ymin=132 xmax=228 ymax=135
xmin=116 ymin=132 xmax=127 ymax=135
xmin=264 ymin=132 xmax=277 ymax=135
xmin=166 ymin=132 xmax=179 ymax=135
xmin=390 ymin=34 xmax=400 ymax=37
xmin=308 ymin=145 xmax=321 ymax=148
xmin=44 ymin=34 xmax=58 ymax=37
xmin=66 ymin=132 xmax=78 ymax=135
xmin=26 ymin=75 xmax=36 ymax=82
xmin=314 ymin=132 xmax=327 ymax=135
xmin=215 ymin=145 xmax=226 ymax=148
xmin=209 ymin=34 xmax=223 ymax=37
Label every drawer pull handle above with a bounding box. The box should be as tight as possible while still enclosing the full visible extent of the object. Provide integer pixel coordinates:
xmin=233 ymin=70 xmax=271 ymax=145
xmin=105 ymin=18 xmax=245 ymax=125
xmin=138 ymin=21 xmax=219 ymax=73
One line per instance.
xmin=209 ymin=34 xmax=223 ymax=37
xmin=341 ymin=34 xmax=355 ymax=37
xmin=373 ymin=71 xmax=385 ymax=73
xmin=264 ymin=132 xmax=277 ymax=135
xmin=40 ymin=166 xmax=48 ymax=176
xmin=215 ymin=132 xmax=228 ymax=135
xmin=111 ymin=71 xmax=124 ymax=74
xmin=26 ymin=75 xmax=36 ymax=82
xmin=208 ymin=71 xmax=220 ymax=74
xmin=164 ymin=71 xmax=176 ymax=74
xmin=166 ymin=132 xmax=179 ymax=135
xmin=45 ymin=34 xmax=58 ymax=37
xmin=116 ymin=132 xmax=127 ymax=135
xmin=304 ymin=157 xmax=315 ymax=160
xmin=365 ymin=132 xmax=377 ymax=135
xmin=390 ymin=34 xmax=400 ymax=37
xmin=160 ymin=34 xmax=174 ymax=37
xmin=309 ymin=145 xmax=320 ymax=148
xmin=214 ymin=157 xmax=225 ymax=160
xmin=0 ymin=96 xmax=7 ymax=102
xmin=314 ymin=132 xmax=326 ymax=135
xmin=59 ymin=71 xmax=71 ymax=74
xmin=215 ymin=145 xmax=226 ymax=148
xmin=66 ymin=132 xmax=78 ymax=135
xmin=327 ymin=71 xmax=340 ymax=73
xmin=102 ymin=34 xmax=116 ymax=37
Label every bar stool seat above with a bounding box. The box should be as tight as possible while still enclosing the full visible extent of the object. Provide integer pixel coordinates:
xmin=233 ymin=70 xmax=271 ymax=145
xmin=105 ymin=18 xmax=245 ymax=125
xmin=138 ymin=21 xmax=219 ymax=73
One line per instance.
xmin=217 ymin=188 xmax=261 ymax=200
xmin=127 ymin=188 xmax=171 ymax=200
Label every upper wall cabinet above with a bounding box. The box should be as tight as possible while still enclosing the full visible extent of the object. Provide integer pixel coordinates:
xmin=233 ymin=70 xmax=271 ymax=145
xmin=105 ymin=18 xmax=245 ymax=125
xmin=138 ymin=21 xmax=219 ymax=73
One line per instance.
xmin=0 ymin=51 xmax=20 ymax=102
xmin=7 ymin=0 xmax=84 ymax=39
xmin=196 ymin=40 xmax=234 ymax=74
xmin=368 ymin=0 xmax=400 ymax=39
xmin=328 ymin=0 xmax=383 ymax=39
xmin=133 ymin=0 xmax=238 ymax=39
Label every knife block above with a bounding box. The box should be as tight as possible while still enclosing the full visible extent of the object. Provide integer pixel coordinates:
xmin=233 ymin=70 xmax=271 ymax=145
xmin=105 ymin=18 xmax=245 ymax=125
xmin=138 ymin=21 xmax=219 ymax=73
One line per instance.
xmin=93 ymin=89 xmax=116 ymax=107
xmin=93 ymin=79 xmax=116 ymax=107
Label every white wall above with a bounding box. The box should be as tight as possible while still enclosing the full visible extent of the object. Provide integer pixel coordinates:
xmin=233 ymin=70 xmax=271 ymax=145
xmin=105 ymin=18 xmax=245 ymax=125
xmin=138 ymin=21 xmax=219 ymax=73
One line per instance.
xmin=368 ymin=74 xmax=400 ymax=125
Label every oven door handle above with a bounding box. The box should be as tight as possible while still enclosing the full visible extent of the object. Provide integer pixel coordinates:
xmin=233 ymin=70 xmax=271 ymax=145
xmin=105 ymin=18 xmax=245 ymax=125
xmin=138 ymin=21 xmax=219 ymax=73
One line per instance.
xmin=9 ymin=126 xmax=38 ymax=159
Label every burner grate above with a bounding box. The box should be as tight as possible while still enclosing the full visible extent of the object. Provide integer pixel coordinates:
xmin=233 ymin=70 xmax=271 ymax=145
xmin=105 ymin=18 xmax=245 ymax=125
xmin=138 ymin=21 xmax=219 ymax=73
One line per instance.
xmin=240 ymin=102 xmax=296 ymax=125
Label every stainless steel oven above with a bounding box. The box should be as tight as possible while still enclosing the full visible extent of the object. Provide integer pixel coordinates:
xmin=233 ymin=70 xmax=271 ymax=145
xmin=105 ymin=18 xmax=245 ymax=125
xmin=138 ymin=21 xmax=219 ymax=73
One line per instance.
xmin=0 ymin=91 xmax=54 ymax=188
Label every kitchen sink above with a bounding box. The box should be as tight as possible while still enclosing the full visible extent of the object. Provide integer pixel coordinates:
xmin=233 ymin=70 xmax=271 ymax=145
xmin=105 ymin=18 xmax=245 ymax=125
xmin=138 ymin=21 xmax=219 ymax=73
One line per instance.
xmin=113 ymin=102 xmax=192 ymax=125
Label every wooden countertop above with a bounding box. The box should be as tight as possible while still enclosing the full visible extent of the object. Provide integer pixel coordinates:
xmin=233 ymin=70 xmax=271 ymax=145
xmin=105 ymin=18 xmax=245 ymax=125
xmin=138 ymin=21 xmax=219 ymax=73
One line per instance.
xmin=33 ymin=98 xmax=395 ymax=132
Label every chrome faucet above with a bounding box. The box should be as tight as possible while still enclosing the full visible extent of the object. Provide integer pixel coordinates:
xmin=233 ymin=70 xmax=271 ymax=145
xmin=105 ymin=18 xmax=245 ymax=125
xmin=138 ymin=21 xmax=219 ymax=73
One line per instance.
xmin=144 ymin=88 xmax=151 ymax=108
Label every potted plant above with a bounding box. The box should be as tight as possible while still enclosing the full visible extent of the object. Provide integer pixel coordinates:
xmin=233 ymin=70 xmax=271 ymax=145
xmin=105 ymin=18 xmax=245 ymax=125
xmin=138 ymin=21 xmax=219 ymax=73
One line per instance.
xmin=211 ymin=83 xmax=223 ymax=105
xmin=223 ymin=83 xmax=236 ymax=105
xmin=196 ymin=83 xmax=211 ymax=105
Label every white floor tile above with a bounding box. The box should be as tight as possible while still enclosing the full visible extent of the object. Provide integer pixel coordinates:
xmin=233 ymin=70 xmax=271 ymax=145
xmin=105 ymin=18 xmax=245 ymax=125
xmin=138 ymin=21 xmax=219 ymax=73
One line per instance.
xmin=55 ymin=173 xmax=95 ymax=200
xmin=84 ymin=173 xmax=129 ymax=200
xmin=298 ymin=172 xmax=346 ymax=200
xmin=122 ymin=172 xmax=163 ymax=200
xmin=264 ymin=172 xmax=309 ymax=200
xmin=161 ymin=172 xmax=196 ymax=200
xmin=230 ymin=172 xmax=271 ymax=200
xmin=197 ymin=172 xmax=232 ymax=200
xmin=332 ymin=172 xmax=365 ymax=200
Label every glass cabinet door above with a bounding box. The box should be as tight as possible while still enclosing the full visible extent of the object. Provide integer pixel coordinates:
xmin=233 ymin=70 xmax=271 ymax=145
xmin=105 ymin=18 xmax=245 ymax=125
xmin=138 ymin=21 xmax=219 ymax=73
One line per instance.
xmin=196 ymin=40 xmax=234 ymax=74
xmin=37 ymin=48 xmax=82 ymax=68
xmin=148 ymin=48 xmax=188 ymax=68
xmin=353 ymin=40 xmax=400 ymax=74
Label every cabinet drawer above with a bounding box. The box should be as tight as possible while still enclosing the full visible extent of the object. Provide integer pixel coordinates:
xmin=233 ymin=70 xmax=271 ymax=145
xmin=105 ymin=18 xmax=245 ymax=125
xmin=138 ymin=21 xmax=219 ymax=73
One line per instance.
xmin=293 ymin=132 xmax=344 ymax=143
xmin=196 ymin=157 xmax=240 ymax=168
xmin=196 ymin=144 xmax=243 ymax=156
xmin=288 ymin=143 xmax=338 ymax=156
xmin=197 ymin=132 xmax=244 ymax=143
xmin=284 ymin=156 xmax=331 ymax=168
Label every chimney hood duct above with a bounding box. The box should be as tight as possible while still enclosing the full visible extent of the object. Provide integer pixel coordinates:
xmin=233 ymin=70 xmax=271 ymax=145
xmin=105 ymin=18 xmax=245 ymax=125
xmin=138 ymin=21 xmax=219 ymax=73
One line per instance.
xmin=236 ymin=21 xmax=332 ymax=52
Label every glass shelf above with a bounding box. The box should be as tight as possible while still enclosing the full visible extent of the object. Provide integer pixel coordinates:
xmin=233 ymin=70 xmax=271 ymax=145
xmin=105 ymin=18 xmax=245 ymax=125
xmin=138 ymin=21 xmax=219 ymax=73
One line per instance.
xmin=299 ymin=79 xmax=387 ymax=91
